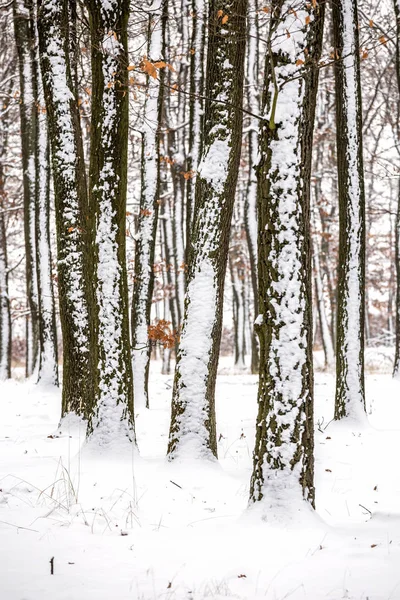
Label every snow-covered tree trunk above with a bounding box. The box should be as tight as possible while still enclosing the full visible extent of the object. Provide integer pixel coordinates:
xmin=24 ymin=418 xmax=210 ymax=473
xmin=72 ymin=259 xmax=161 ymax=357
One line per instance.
xmin=249 ymin=0 xmax=325 ymax=509
xmin=87 ymin=0 xmax=134 ymax=445
xmin=0 ymin=206 xmax=10 ymax=382
xmin=168 ymin=0 xmax=188 ymax=322
xmin=13 ymin=0 xmax=40 ymax=377
xmin=186 ymin=0 xmax=205 ymax=258
xmin=333 ymin=0 xmax=366 ymax=419
xmin=34 ymin=24 xmax=59 ymax=387
xmin=37 ymin=0 xmax=93 ymax=413
xmin=168 ymin=0 xmax=247 ymax=460
xmin=0 ymin=76 xmax=12 ymax=381
xmin=131 ymin=0 xmax=166 ymax=409
xmin=245 ymin=0 xmax=259 ymax=374
xmin=167 ymin=123 xmax=186 ymax=327
xmin=392 ymin=0 xmax=400 ymax=379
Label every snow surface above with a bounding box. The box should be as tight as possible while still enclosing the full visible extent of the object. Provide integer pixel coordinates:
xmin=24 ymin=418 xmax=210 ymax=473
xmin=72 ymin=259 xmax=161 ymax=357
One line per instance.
xmin=1 ymin=360 xmax=400 ymax=599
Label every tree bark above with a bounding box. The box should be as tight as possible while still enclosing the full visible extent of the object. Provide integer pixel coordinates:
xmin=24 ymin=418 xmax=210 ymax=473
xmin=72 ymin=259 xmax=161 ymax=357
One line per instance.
xmin=37 ymin=0 xmax=93 ymax=413
xmin=245 ymin=0 xmax=260 ymax=374
xmin=131 ymin=0 xmax=167 ymax=409
xmin=13 ymin=0 xmax=40 ymax=377
xmin=34 ymin=19 xmax=59 ymax=386
xmin=249 ymin=0 xmax=325 ymax=509
xmin=0 ymin=63 xmax=13 ymax=381
xmin=333 ymin=0 xmax=366 ymax=419
xmin=168 ymin=0 xmax=247 ymax=460
xmin=186 ymin=0 xmax=206 ymax=261
xmin=392 ymin=0 xmax=400 ymax=378
xmin=86 ymin=0 xmax=134 ymax=445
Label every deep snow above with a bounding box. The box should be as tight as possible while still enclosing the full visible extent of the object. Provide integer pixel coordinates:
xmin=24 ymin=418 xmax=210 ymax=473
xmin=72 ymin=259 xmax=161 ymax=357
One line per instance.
xmin=1 ymin=358 xmax=400 ymax=599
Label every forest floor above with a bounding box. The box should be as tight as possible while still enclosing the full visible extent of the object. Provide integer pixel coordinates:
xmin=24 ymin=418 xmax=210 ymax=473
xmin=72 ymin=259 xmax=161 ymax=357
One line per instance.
xmin=1 ymin=356 xmax=400 ymax=600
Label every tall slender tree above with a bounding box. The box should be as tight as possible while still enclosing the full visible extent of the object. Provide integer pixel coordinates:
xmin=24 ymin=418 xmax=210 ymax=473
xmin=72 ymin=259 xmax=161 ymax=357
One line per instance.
xmin=37 ymin=0 xmax=93 ymax=413
xmin=186 ymin=0 xmax=205 ymax=259
xmin=13 ymin=0 xmax=40 ymax=377
xmin=333 ymin=0 xmax=366 ymax=419
xmin=34 ymin=18 xmax=58 ymax=386
xmin=245 ymin=0 xmax=260 ymax=374
xmin=168 ymin=0 xmax=247 ymax=460
xmin=0 ymin=111 xmax=12 ymax=382
xmin=0 ymin=36 xmax=13 ymax=382
xmin=392 ymin=0 xmax=400 ymax=379
xmin=131 ymin=0 xmax=167 ymax=409
xmin=249 ymin=0 xmax=325 ymax=509
xmin=87 ymin=0 xmax=135 ymax=444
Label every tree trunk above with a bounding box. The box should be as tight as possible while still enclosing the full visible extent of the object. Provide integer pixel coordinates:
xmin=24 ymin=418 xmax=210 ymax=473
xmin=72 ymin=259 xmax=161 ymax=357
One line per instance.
xmin=168 ymin=0 xmax=247 ymax=460
xmin=186 ymin=0 xmax=205 ymax=260
xmin=37 ymin=0 xmax=93 ymax=414
xmin=34 ymin=23 xmax=59 ymax=386
xmin=392 ymin=0 xmax=400 ymax=378
xmin=0 ymin=69 xmax=13 ymax=381
xmin=87 ymin=0 xmax=134 ymax=445
xmin=249 ymin=0 xmax=325 ymax=509
xmin=131 ymin=0 xmax=166 ymax=409
xmin=0 ymin=189 xmax=11 ymax=381
xmin=313 ymin=236 xmax=335 ymax=369
xmin=333 ymin=0 xmax=366 ymax=419
xmin=13 ymin=0 xmax=40 ymax=377
xmin=245 ymin=0 xmax=259 ymax=374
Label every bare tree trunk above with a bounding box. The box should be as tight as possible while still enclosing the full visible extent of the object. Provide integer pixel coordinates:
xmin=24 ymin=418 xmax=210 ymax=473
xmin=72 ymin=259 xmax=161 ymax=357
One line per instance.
xmin=245 ymin=0 xmax=259 ymax=374
xmin=0 ymin=181 xmax=11 ymax=381
xmin=186 ymin=0 xmax=205 ymax=260
xmin=333 ymin=0 xmax=366 ymax=419
xmin=392 ymin=0 xmax=400 ymax=378
xmin=168 ymin=0 xmax=247 ymax=460
xmin=249 ymin=0 xmax=324 ymax=510
xmin=131 ymin=0 xmax=167 ymax=409
xmin=0 ymin=67 xmax=13 ymax=381
xmin=37 ymin=0 xmax=93 ymax=414
xmin=34 ymin=20 xmax=58 ymax=386
xmin=86 ymin=0 xmax=134 ymax=445
xmin=13 ymin=0 xmax=40 ymax=377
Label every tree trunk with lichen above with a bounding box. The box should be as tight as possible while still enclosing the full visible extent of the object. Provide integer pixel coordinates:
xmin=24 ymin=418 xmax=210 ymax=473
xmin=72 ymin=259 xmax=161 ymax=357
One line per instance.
xmin=249 ymin=0 xmax=324 ymax=510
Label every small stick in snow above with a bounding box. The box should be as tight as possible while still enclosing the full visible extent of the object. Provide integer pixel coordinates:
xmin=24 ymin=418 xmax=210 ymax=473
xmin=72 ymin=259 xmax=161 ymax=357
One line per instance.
xmin=50 ymin=557 xmax=54 ymax=575
xmin=170 ymin=480 xmax=182 ymax=489
xmin=359 ymin=504 xmax=372 ymax=515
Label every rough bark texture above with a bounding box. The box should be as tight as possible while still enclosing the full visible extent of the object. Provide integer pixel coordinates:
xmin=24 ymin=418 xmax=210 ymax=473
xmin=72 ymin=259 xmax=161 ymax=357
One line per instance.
xmin=168 ymin=0 xmax=247 ymax=460
xmin=333 ymin=0 xmax=366 ymax=419
xmin=37 ymin=0 xmax=93 ymax=413
xmin=87 ymin=0 xmax=134 ymax=445
xmin=13 ymin=0 xmax=40 ymax=377
xmin=249 ymin=0 xmax=325 ymax=509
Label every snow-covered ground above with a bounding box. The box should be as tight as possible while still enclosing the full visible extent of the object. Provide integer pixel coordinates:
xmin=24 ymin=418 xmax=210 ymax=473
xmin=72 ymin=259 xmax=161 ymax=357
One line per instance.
xmin=1 ymin=358 xmax=400 ymax=599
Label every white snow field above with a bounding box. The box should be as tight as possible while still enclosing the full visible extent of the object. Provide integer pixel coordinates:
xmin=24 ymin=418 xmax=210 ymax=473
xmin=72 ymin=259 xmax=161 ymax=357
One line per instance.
xmin=1 ymin=359 xmax=400 ymax=600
